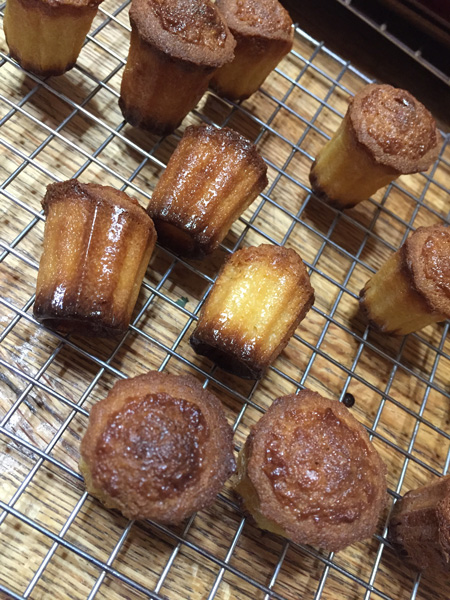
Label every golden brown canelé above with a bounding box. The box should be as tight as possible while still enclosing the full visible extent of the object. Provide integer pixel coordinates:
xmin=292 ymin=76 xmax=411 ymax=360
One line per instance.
xmin=190 ymin=245 xmax=314 ymax=379
xmin=360 ymin=224 xmax=450 ymax=336
xmin=34 ymin=180 xmax=156 ymax=337
xmin=235 ymin=390 xmax=387 ymax=551
xmin=3 ymin=0 xmax=102 ymax=77
xmin=79 ymin=371 xmax=235 ymax=522
xmin=388 ymin=475 xmax=450 ymax=574
xmin=146 ymin=125 xmax=268 ymax=259
xmin=309 ymin=84 xmax=442 ymax=209
xmin=119 ymin=0 xmax=236 ymax=136
xmin=210 ymin=0 xmax=293 ymax=101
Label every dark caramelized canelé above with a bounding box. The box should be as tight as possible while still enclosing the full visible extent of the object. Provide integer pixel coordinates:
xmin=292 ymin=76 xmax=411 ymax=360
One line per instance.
xmin=80 ymin=371 xmax=235 ymax=523
xmin=210 ymin=0 xmax=293 ymax=100
xmin=4 ymin=0 xmax=103 ymax=76
xmin=360 ymin=224 xmax=450 ymax=335
xmin=34 ymin=180 xmax=156 ymax=337
xmin=235 ymin=390 xmax=387 ymax=551
xmin=119 ymin=0 xmax=236 ymax=136
xmin=147 ymin=125 xmax=268 ymax=258
xmin=388 ymin=475 xmax=450 ymax=575
xmin=190 ymin=245 xmax=314 ymax=379
xmin=309 ymin=84 xmax=442 ymax=209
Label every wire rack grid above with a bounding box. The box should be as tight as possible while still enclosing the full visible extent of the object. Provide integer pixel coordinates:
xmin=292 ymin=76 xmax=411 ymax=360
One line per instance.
xmin=0 ymin=1 xmax=449 ymax=599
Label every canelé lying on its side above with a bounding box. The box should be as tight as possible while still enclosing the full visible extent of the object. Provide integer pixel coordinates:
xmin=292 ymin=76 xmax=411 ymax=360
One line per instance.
xmin=309 ymin=84 xmax=441 ymax=209
xmin=210 ymin=0 xmax=293 ymax=101
xmin=190 ymin=244 xmax=314 ymax=379
xmin=119 ymin=0 xmax=235 ymax=136
xmin=80 ymin=371 xmax=235 ymax=523
xmin=4 ymin=0 xmax=103 ymax=76
xmin=34 ymin=179 xmax=156 ymax=337
xmin=147 ymin=125 xmax=268 ymax=259
xmin=388 ymin=475 xmax=450 ymax=575
xmin=360 ymin=224 xmax=450 ymax=335
xmin=235 ymin=390 xmax=387 ymax=551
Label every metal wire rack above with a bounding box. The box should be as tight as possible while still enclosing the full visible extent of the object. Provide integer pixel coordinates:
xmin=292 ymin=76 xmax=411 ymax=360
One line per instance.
xmin=0 ymin=1 xmax=449 ymax=599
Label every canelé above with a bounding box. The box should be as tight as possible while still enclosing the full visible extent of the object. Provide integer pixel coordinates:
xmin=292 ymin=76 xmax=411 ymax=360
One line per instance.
xmin=235 ymin=390 xmax=387 ymax=551
xmin=4 ymin=0 xmax=103 ymax=76
xmin=119 ymin=0 xmax=236 ymax=135
xmin=210 ymin=0 xmax=293 ymax=101
xmin=34 ymin=179 xmax=156 ymax=337
xmin=360 ymin=224 xmax=450 ymax=335
xmin=147 ymin=125 xmax=268 ymax=258
xmin=80 ymin=371 xmax=235 ymax=523
xmin=309 ymin=84 xmax=441 ymax=209
xmin=190 ymin=244 xmax=314 ymax=379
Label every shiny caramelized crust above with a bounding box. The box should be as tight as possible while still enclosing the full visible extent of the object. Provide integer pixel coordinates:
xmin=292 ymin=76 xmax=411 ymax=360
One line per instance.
xmin=3 ymin=0 xmax=102 ymax=76
xmin=147 ymin=125 xmax=268 ymax=258
xmin=119 ymin=0 xmax=235 ymax=135
xmin=235 ymin=390 xmax=387 ymax=551
xmin=360 ymin=225 xmax=450 ymax=335
xmin=210 ymin=0 xmax=293 ymax=100
xmin=309 ymin=84 xmax=441 ymax=209
xmin=388 ymin=475 xmax=450 ymax=574
xmin=34 ymin=180 xmax=156 ymax=337
xmin=79 ymin=371 xmax=235 ymax=522
xmin=190 ymin=245 xmax=314 ymax=379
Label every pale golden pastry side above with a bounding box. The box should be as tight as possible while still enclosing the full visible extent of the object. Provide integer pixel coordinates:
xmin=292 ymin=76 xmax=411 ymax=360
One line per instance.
xmin=309 ymin=84 xmax=442 ymax=209
xmin=190 ymin=244 xmax=314 ymax=379
xmin=34 ymin=179 xmax=156 ymax=337
xmin=235 ymin=390 xmax=387 ymax=551
xmin=80 ymin=371 xmax=235 ymax=523
xmin=147 ymin=125 xmax=268 ymax=258
xmin=4 ymin=0 xmax=102 ymax=76
xmin=360 ymin=224 xmax=450 ymax=335
xmin=388 ymin=475 xmax=450 ymax=575
xmin=210 ymin=0 xmax=293 ymax=101
xmin=119 ymin=0 xmax=236 ymax=135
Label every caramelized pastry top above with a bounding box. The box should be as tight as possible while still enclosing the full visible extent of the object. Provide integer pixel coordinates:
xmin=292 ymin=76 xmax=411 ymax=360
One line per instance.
xmin=130 ymin=0 xmax=236 ymax=67
xmin=17 ymin=0 xmax=102 ymax=10
xmin=245 ymin=390 xmax=387 ymax=550
xmin=216 ymin=0 xmax=293 ymax=42
xmin=403 ymin=224 xmax=450 ymax=317
xmin=349 ymin=84 xmax=441 ymax=173
xmin=80 ymin=372 xmax=235 ymax=522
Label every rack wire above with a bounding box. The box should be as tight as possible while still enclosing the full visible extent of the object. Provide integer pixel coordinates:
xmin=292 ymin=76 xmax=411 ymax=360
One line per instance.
xmin=0 ymin=1 xmax=449 ymax=599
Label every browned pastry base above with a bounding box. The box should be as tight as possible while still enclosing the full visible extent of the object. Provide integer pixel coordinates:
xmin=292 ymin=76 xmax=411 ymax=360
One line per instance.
xmin=388 ymin=475 xmax=450 ymax=575
xmin=146 ymin=125 xmax=268 ymax=258
xmin=34 ymin=179 xmax=156 ymax=337
xmin=3 ymin=0 xmax=101 ymax=77
xmin=360 ymin=224 xmax=450 ymax=335
xmin=235 ymin=390 xmax=387 ymax=551
xmin=309 ymin=84 xmax=441 ymax=209
xmin=119 ymin=0 xmax=235 ymax=136
xmin=190 ymin=244 xmax=314 ymax=379
xmin=80 ymin=371 xmax=235 ymax=523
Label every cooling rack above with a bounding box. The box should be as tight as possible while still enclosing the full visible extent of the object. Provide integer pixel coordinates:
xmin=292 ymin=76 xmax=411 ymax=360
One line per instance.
xmin=0 ymin=1 xmax=450 ymax=599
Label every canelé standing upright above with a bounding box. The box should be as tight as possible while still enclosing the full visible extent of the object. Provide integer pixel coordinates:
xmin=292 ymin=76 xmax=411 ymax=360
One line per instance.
xmin=147 ymin=125 xmax=268 ymax=258
xmin=119 ymin=0 xmax=236 ymax=136
xmin=309 ymin=84 xmax=441 ymax=209
xmin=34 ymin=180 xmax=156 ymax=337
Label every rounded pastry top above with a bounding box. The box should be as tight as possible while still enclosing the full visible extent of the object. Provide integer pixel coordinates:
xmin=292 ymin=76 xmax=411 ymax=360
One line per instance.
xmin=43 ymin=179 xmax=153 ymax=227
xmin=349 ymin=84 xmax=441 ymax=173
xmin=18 ymin=0 xmax=103 ymax=10
xmin=404 ymin=224 xmax=450 ymax=318
xmin=245 ymin=390 xmax=387 ymax=550
xmin=129 ymin=0 xmax=236 ymax=67
xmin=80 ymin=372 xmax=235 ymax=522
xmin=216 ymin=0 xmax=293 ymax=42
